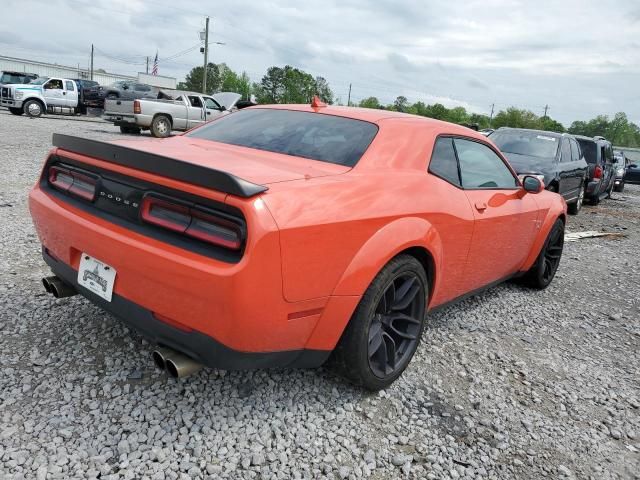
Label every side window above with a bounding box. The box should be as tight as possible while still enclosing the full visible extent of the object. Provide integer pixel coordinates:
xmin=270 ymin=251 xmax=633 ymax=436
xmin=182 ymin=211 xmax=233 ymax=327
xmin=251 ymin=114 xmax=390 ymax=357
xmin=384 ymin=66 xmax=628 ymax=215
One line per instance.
xmin=65 ymin=81 xmax=75 ymax=91
xmin=560 ymin=138 xmax=571 ymax=163
xmin=455 ymin=138 xmax=518 ymax=189
xmin=570 ymin=139 xmax=581 ymax=161
xmin=429 ymin=137 xmax=460 ymax=186
xmin=188 ymin=96 xmax=203 ymax=108
xmin=606 ymin=145 xmax=613 ymax=163
xmin=204 ymin=97 xmax=221 ymax=110
xmin=44 ymin=79 xmax=63 ymax=90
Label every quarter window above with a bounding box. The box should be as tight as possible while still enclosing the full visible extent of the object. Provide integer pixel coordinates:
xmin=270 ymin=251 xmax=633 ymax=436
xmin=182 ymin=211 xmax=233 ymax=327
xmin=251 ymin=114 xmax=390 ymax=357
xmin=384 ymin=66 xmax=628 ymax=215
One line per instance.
xmin=454 ymin=138 xmax=518 ymax=189
xmin=429 ymin=138 xmax=460 ymax=186
xmin=560 ymin=138 xmax=571 ymax=163
xmin=570 ymin=139 xmax=581 ymax=162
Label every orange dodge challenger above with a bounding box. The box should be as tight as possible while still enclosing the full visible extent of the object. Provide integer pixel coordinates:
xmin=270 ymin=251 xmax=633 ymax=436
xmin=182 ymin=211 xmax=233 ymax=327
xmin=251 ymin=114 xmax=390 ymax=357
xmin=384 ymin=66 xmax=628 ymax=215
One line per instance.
xmin=29 ymin=100 xmax=566 ymax=390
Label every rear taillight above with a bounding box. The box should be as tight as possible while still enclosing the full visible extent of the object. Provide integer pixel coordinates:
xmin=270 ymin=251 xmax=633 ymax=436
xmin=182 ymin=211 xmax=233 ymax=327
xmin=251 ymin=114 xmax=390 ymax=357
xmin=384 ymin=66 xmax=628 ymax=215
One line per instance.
xmin=594 ymin=165 xmax=603 ymax=179
xmin=48 ymin=165 xmax=97 ymax=201
xmin=133 ymin=99 xmax=141 ymax=114
xmin=141 ymin=195 xmax=244 ymax=250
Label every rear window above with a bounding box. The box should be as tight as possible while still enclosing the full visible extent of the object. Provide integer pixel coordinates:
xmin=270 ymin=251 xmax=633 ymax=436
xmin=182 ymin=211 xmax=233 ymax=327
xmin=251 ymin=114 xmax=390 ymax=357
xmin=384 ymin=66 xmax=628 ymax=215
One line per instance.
xmin=491 ymin=130 xmax=559 ymax=159
xmin=576 ymin=139 xmax=597 ymax=164
xmin=186 ymin=109 xmax=378 ymax=167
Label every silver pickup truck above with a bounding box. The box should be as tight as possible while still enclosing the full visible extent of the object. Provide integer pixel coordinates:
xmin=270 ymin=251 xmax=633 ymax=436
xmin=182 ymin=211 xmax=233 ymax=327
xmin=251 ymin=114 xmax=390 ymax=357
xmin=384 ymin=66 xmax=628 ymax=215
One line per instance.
xmin=103 ymin=90 xmax=241 ymax=137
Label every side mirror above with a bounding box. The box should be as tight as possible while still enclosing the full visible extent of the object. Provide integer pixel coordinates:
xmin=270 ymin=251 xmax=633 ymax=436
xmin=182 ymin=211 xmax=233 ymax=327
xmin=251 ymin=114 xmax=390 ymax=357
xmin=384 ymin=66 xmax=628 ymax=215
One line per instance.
xmin=522 ymin=175 xmax=544 ymax=194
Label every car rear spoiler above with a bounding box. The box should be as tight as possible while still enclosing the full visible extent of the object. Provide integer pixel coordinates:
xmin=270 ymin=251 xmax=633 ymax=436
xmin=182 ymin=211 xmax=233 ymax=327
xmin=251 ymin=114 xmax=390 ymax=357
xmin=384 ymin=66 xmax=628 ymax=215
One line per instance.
xmin=51 ymin=133 xmax=268 ymax=198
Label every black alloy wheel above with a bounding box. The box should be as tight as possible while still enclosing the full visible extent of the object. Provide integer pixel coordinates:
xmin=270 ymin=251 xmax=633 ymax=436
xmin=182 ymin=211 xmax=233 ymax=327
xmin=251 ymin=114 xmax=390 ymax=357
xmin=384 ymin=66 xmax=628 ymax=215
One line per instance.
xmin=522 ymin=218 xmax=564 ymax=289
xmin=368 ymin=273 xmax=424 ymax=378
xmin=332 ymin=255 xmax=428 ymax=390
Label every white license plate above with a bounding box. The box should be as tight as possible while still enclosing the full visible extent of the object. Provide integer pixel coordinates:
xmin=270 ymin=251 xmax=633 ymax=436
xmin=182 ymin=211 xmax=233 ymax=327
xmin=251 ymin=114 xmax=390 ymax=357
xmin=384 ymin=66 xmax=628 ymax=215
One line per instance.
xmin=77 ymin=254 xmax=117 ymax=302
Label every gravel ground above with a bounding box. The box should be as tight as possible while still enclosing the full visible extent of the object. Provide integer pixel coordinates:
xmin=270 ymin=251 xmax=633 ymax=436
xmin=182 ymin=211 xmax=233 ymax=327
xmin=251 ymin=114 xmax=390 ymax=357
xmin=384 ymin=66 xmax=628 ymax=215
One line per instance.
xmin=0 ymin=110 xmax=638 ymax=480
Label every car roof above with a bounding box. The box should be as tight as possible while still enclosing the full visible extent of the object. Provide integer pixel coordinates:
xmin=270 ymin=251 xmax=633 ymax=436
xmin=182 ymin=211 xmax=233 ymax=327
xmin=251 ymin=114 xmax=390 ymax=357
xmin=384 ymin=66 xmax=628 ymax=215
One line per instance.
xmin=494 ymin=127 xmax=567 ymax=138
xmin=248 ymin=104 xmax=486 ymax=138
xmin=573 ymin=134 xmax=610 ymax=145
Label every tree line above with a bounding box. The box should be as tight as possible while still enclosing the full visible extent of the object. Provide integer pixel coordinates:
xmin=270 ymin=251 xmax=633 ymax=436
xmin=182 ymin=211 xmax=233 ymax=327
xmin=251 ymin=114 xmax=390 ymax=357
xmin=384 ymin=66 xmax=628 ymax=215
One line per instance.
xmin=178 ymin=63 xmax=640 ymax=148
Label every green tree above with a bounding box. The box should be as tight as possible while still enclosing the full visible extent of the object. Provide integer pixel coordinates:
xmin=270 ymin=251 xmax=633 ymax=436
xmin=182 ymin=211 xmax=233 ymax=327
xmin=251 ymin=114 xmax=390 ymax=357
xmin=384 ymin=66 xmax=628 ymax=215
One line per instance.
xmin=358 ymin=96 xmax=382 ymax=109
xmin=492 ymin=107 xmax=540 ymax=129
xmin=178 ymin=63 xmax=221 ymax=93
xmin=253 ymin=65 xmax=334 ymax=104
xmin=393 ymin=95 xmax=409 ymax=112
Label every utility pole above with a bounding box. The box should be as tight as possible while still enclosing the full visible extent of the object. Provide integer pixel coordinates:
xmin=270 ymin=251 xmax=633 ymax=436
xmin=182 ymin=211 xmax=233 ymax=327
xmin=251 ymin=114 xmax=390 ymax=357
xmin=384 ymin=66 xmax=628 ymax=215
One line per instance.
xmin=543 ymin=104 xmax=549 ymax=118
xmin=489 ymin=103 xmax=495 ymax=127
xmin=90 ymin=44 xmax=94 ymax=81
xmin=202 ymin=16 xmax=210 ymax=94
xmin=347 ymin=83 xmax=352 ymax=106
xmin=146 ymin=56 xmax=149 ymax=74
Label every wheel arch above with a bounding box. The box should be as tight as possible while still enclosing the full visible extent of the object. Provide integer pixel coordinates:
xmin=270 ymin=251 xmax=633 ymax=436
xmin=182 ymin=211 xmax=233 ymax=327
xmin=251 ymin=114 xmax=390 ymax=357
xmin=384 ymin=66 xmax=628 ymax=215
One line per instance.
xmin=23 ymin=96 xmax=46 ymax=111
xmin=521 ymin=206 xmax=566 ymax=272
xmin=304 ymin=217 xmax=442 ymax=351
xmin=153 ymin=112 xmax=173 ymax=125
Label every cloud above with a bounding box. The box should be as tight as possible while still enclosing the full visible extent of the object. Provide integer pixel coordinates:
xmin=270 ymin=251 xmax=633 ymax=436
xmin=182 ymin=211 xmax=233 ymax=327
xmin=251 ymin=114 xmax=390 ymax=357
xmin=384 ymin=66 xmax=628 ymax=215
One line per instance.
xmin=0 ymin=0 xmax=637 ymax=125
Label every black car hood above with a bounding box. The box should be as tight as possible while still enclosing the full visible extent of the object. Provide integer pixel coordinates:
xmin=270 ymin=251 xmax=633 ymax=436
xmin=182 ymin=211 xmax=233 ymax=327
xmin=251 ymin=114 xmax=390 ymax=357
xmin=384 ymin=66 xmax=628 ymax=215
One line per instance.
xmin=502 ymin=152 xmax=553 ymax=176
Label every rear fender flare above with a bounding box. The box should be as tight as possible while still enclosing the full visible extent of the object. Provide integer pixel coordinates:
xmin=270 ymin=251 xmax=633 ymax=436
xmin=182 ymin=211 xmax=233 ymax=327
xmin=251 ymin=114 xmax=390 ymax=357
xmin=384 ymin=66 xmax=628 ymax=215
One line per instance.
xmin=304 ymin=217 xmax=442 ymax=351
xmin=332 ymin=216 xmax=442 ymax=297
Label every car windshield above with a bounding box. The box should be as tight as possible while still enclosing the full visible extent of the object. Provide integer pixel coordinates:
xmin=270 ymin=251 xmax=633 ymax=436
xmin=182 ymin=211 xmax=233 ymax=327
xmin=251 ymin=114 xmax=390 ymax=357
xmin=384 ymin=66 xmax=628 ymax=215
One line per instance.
xmin=186 ymin=109 xmax=379 ymax=167
xmin=1 ymin=73 xmax=26 ymax=84
xmin=490 ymin=131 xmax=559 ymax=159
xmin=576 ymin=139 xmax=597 ymax=164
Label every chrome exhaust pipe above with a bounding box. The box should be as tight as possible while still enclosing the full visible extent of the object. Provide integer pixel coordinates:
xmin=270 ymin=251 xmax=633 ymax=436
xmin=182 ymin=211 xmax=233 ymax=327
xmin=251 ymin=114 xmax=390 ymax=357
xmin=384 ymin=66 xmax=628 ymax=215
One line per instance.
xmin=165 ymin=352 xmax=203 ymax=379
xmin=42 ymin=276 xmax=77 ymax=298
xmin=151 ymin=347 xmax=174 ymax=371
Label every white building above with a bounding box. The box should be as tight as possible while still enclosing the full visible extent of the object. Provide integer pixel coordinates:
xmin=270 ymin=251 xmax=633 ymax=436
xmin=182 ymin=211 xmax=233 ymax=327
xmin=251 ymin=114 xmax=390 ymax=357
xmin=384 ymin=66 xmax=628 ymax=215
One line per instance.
xmin=0 ymin=55 xmax=136 ymax=85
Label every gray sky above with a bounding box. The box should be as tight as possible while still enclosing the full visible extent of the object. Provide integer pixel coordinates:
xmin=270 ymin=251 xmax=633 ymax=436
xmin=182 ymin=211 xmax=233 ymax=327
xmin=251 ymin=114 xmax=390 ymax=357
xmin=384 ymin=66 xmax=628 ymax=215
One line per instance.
xmin=2 ymin=0 xmax=639 ymax=125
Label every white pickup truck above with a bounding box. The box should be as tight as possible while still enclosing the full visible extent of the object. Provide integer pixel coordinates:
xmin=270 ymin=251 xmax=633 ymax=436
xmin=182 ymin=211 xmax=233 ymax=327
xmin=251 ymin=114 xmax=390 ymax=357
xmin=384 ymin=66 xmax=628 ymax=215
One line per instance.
xmin=0 ymin=77 xmax=79 ymax=117
xmin=103 ymin=90 xmax=241 ymax=137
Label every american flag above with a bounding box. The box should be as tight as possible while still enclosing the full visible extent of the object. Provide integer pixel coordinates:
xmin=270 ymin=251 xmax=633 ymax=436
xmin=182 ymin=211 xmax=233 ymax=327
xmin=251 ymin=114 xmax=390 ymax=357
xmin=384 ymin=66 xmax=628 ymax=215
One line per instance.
xmin=151 ymin=52 xmax=158 ymax=76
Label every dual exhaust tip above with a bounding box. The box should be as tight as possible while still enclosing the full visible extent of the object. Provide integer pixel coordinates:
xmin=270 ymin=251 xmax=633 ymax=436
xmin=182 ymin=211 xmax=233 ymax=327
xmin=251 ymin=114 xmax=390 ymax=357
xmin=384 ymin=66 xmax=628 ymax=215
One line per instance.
xmin=152 ymin=347 xmax=202 ymax=379
xmin=42 ymin=276 xmax=77 ymax=298
xmin=41 ymin=276 xmax=201 ymax=379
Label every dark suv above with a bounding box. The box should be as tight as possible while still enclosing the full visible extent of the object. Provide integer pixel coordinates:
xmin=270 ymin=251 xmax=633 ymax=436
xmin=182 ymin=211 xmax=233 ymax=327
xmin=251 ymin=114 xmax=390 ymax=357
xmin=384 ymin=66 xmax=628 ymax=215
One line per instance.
xmin=100 ymin=81 xmax=157 ymax=102
xmin=574 ymin=136 xmax=616 ymax=204
xmin=489 ymin=128 xmax=588 ymax=214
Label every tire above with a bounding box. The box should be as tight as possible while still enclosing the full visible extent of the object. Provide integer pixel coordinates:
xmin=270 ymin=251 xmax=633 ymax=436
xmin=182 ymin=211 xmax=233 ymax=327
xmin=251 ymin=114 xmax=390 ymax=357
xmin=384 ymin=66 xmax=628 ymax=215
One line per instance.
xmin=151 ymin=115 xmax=172 ymax=138
xmin=522 ymin=219 xmax=564 ymax=289
xmin=614 ymin=182 xmax=625 ymax=193
xmin=606 ymin=181 xmax=614 ymax=199
xmin=567 ymin=182 xmax=585 ymax=215
xmin=106 ymin=93 xmax=118 ymax=100
xmin=8 ymin=107 xmax=23 ymax=116
xmin=332 ymin=255 xmax=428 ymax=391
xmin=23 ymin=99 xmax=44 ymax=118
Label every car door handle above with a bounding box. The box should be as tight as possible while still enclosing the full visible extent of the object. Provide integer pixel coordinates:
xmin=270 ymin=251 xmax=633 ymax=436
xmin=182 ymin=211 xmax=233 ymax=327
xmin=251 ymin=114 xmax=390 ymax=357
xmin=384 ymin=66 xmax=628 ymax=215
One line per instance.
xmin=475 ymin=202 xmax=487 ymax=212
xmin=63 ymin=91 xmax=66 ymax=95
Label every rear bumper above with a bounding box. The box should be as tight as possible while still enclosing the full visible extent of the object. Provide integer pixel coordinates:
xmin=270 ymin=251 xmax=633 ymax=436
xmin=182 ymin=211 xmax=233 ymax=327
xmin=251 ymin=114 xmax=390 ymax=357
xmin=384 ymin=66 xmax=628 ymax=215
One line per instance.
xmin=43 ymin=249 xmax=329 ymax=369
xmin=103 ymin=113 xmax=137 ymax=126
xmin=585 ymin=179 xmax=601 ymax=196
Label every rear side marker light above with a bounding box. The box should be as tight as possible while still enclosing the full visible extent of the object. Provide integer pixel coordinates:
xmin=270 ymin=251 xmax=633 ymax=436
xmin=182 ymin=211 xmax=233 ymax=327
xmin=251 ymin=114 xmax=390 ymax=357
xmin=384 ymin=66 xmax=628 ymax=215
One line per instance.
xmin=141 ymin=196 xmax=244 ymax=250
xmin=48 ymin=165 xmax=97 ymax=201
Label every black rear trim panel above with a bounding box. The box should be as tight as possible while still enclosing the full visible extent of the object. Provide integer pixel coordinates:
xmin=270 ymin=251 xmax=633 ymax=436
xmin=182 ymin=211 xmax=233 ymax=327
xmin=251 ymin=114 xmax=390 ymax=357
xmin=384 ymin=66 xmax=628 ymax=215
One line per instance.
xmin=44 ymin=250 xmax=331 ymax=370
xmin=52 ymin=133 xmax=268 ymax=198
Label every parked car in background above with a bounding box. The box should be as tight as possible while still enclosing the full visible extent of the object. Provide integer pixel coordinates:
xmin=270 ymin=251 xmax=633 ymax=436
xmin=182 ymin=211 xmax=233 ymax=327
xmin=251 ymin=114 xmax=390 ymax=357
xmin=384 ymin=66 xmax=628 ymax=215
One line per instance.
xmin=574 ymin=136 xmax=616 ymax=204
xmin=100 ymin=81 xmax=157 ymax=103
xmin=103 ymin=90 xmax=241 ymax=137
xmin=0 ymin=76 xmax=79 ymax=117
xmin=489 ymin=127 xmax=588 ymax=214
xmin=613 ymin=151 xmax=627 ymax=192
xmin=30 ymin=103 xmax=567 ymax=390
xmin=73 ymin=79 xmax=103 ymax=109
xmin=0 ymin=70 xmax=37 ymax=86
xmin=625 ymin=161 xmax=640 ymax=186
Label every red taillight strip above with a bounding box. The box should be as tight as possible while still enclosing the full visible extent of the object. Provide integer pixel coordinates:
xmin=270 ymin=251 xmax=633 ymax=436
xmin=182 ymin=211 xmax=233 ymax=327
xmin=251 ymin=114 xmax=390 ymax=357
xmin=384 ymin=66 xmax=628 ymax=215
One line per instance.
xmin=48 ymin=165 xmax=97 ymax=201
xmin=140 ymin=195 xmax=245 ymax=250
